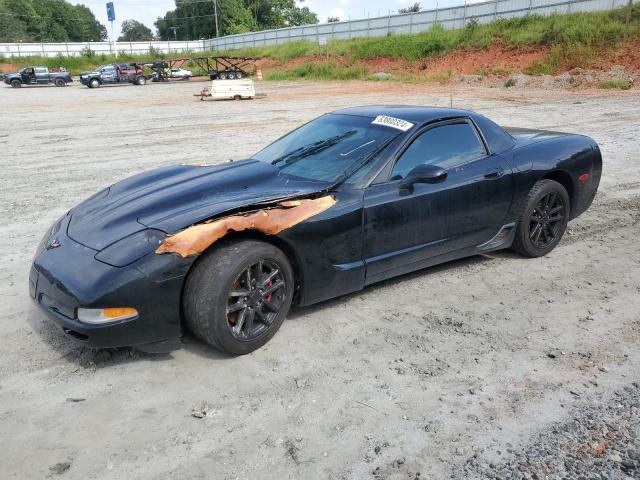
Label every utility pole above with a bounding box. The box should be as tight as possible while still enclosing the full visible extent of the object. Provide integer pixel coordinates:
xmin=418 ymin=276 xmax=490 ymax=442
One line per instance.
xmin=213 ymin=0 xmax=219 ymax=37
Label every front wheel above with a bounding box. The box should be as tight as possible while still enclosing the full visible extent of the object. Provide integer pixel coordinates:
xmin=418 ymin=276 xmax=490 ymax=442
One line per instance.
xmin=512 ymin=179 xmax=570 ymax=257
xmin=183 ymin=240 xmax=294 ymax=355
xmin=136 ymin=76 xmax=147 ymax=85
xmin=10 ymin=79 xmax=21 ymax=88
xmin=89 ymin=78 xmax=100 ymax=88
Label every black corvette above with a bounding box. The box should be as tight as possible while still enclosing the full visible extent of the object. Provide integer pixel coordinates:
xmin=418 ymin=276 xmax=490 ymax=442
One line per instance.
xmin=31 ymin=106 xmax=601 ymax=354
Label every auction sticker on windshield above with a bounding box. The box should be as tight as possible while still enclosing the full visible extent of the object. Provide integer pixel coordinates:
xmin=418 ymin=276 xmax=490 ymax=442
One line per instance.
xmin=371 ymin=115 xmax=414 ymax=131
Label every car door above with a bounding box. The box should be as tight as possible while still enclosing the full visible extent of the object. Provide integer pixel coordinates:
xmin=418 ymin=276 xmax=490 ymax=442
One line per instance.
xmin=362 ymin=119 xmax=513 ymax=284
xmin=101 ymin=66 xmax=117 ymax=83
xmin=35 ymin=67 xmax=49 ymax=84
xmin=22 ymin=68 xmax=36 ymax=84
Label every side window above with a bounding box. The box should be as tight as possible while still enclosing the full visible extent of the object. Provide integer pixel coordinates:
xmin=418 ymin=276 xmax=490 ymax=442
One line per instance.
xmin=390 ymin=123 xmax=486 ymax=180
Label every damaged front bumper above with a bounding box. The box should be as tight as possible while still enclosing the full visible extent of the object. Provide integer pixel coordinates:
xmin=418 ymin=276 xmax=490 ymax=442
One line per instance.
xmin=31 ymin=215 xmax=187 ymax=350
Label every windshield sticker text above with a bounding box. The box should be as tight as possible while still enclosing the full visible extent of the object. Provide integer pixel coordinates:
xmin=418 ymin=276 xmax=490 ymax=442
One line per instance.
xmin=372 ymin=115 xmax=414 ymax=131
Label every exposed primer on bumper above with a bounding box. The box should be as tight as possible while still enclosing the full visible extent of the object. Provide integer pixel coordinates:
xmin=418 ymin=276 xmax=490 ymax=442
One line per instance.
xmin=155 ymin=195 xmax=336 ymax=258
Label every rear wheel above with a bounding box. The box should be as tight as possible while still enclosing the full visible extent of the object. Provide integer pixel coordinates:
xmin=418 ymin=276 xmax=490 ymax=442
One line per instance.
xmin=235 ymin=71 xmax=243 ymax=79
xmin=10 ymin=79 xmax=21 ymax=88
xmin=136 ymin=76 xmax=147 ymax=85
xmin=183 ymin=240 xmax=294 ymax=355
xmin=54 ymin=78 xmax=66 ymax=87
xmin=512 ymin=179 xmax=570 ymax=257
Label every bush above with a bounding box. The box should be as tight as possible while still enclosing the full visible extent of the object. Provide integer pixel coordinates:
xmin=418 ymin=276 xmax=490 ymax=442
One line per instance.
xmin=600 ymin=79 xmax=631 ymax=90
xmin=264 ymin=62 xmax=368 ymax=80
xmin=80 ymin=46 xmax=95 ymax=59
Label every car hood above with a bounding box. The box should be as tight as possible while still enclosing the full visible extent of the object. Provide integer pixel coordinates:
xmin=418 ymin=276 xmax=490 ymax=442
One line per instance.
xmin=80 ymin=71 xmax=99 ymax=76
xmin=67 ymin=159 xmax=328 ymax=251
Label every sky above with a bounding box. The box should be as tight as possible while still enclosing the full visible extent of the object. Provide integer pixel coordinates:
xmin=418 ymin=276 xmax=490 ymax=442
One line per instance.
xmin=78 ymin=0 xmax=461 ymax=38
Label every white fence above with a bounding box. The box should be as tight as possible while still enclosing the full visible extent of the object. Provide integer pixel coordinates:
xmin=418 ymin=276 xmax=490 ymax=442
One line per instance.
xmin=204 ymin=0 xmax=631 ymax=51
xmin=0 ymin=0 xmax=633 ymax=58
xmin=0 ymin=40 xmax=205 ymax=58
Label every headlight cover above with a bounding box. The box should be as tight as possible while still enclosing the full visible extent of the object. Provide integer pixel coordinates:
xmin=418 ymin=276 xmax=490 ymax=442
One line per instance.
xmin=94 ymin=229 xmax=166 ymax=267
xmin=77 ymin=307 xmax=138 ymax=324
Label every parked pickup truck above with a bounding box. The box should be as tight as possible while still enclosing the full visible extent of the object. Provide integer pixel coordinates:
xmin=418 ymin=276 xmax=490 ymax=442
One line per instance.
xmin=79 ymin=64 xmax=147 ymax=88
xmin=3 ymin=67 xmax=72 ymax=88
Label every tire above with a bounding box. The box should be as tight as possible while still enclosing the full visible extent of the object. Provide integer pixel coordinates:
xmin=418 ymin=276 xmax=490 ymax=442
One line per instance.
xmin=136 ymin=76 xmax=147 ymax=85
xmin=512 ymin=179 xmax=570 ymax=257
xmin=219 ymin=72 xmax=227 ymax=80
xmin=227 ymin=72 xmax=236 ymax=80
xmin=235 ymin=71 xmax=243 ymax=79
xmin=10 ymin=79 xmax=21 ymax=88
xmin=233 ymin=95 xmax=241 ymax=101
xmin=89 ymin=78 xmax=100 ymax=89
xmin=183 ymin=240 xmax=294 ymax=355
xmin=54 ymin=78 xmax=66 ymax=87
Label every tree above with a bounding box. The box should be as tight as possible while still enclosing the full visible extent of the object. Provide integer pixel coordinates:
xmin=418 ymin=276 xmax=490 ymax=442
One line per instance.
xmin=0 ymin=0 xmax=106 ymax=42
xmin=0 ymin=0 xmax=30 ymax=42
xmin=398 ymin=2 xmax=421 ymax=14
xmin=155 ymin=0 xmax=318 ymax=40
xmin=118 ymin=19 xmax=154 ymax=41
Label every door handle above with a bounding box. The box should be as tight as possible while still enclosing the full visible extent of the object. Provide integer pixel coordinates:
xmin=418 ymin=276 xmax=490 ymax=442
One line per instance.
xmin=484 ymin=167 xmax=504 ymax=179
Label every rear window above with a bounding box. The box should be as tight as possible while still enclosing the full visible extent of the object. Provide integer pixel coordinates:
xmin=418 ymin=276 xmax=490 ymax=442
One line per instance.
xmin=473 ymin=115 xmax=515 ymax=154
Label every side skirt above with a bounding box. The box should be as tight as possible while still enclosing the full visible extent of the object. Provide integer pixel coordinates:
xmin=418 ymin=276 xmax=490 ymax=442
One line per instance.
xmin=363 ymin=223 xmax=516 ymax=287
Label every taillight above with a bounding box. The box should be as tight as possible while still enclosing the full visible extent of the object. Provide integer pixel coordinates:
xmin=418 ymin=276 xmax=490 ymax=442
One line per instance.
xmin=578 ymin=173 xmax=590 ymax=182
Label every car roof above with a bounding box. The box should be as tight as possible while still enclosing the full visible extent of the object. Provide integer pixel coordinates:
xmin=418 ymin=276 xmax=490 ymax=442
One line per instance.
xmin=331 ymin=105 xmax=476 ymax=125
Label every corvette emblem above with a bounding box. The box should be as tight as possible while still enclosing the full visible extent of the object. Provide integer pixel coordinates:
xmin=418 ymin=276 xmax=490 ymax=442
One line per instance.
xmin=48 ymin=239 xmax=61 ymax=249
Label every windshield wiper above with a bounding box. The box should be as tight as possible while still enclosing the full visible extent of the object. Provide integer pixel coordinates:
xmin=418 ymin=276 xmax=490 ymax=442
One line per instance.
xmin=271 ymin=131 xmax=356 ymax=167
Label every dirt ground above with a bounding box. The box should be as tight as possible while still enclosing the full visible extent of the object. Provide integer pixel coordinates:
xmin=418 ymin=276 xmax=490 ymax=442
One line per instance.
xmin=0 ymin=79 xmax=639 ymax=480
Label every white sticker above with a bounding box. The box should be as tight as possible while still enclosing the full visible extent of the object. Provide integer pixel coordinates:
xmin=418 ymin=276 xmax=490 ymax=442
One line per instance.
xmin=371 ymin=115 xmax=414 ymax=132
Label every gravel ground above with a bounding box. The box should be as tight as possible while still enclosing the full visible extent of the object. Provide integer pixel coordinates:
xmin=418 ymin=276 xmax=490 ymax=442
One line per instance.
xmin=460 ymin=382 xmax=640 ymax=479
xmin=0 ymin=80 xmax=638 ymax=480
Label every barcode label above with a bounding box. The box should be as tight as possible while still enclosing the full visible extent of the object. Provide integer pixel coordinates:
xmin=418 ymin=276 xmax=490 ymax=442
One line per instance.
xmin=371 ymin=115 xmax=414 ymax=131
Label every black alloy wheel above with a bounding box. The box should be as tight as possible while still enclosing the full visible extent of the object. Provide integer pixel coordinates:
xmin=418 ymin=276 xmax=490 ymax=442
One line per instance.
xmin=183 ymin=240 xmax=294 ymax=354
xmin=512 ymin=179 xmax=570 ymax=257
xmin=226 ymin=260 xmax=287 ymax=340
xmin=529 ymin=192 xmax=566 ymax=248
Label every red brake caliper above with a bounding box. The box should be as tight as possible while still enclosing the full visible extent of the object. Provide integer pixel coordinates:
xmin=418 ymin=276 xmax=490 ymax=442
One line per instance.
xmin=265 ymin=280 xmax=273 ymax=302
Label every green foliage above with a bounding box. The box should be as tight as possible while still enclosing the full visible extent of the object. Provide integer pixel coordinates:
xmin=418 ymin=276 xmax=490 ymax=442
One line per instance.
xmin=398 ymin=2 xmax=421 ymax=14
xmin=600 ymin=79 xmax=631 ymax=89
xmin=118 ymin=20 xmax=154 ymax=42
xmin=0 ymin=0 xmax=106 ymax=42
xmin=80 ymin=46 xmax=95 ymax=59
xmin=504 ymin=77 xmax=517 ymax=87
xmin=264 ymin=62 xmax=368 ymax=80
xmin=224 ymin=5 xmax=640 ymax=76
xmin=156 ymin=0 xmax=318 ymax=40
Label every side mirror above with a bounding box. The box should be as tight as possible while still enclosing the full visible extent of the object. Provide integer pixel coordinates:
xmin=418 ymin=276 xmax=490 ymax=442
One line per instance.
xmin=399 ymin=164 xmax=447 ymax=191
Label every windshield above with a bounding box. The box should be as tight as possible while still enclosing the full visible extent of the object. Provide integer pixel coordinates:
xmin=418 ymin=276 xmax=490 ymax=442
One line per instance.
xmin=252 ymin=113 xmax=402 ymax=182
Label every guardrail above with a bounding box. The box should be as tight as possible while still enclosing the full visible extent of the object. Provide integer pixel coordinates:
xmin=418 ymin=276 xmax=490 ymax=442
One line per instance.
xmin=0 ymin=0 xmax=632 ymax=58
